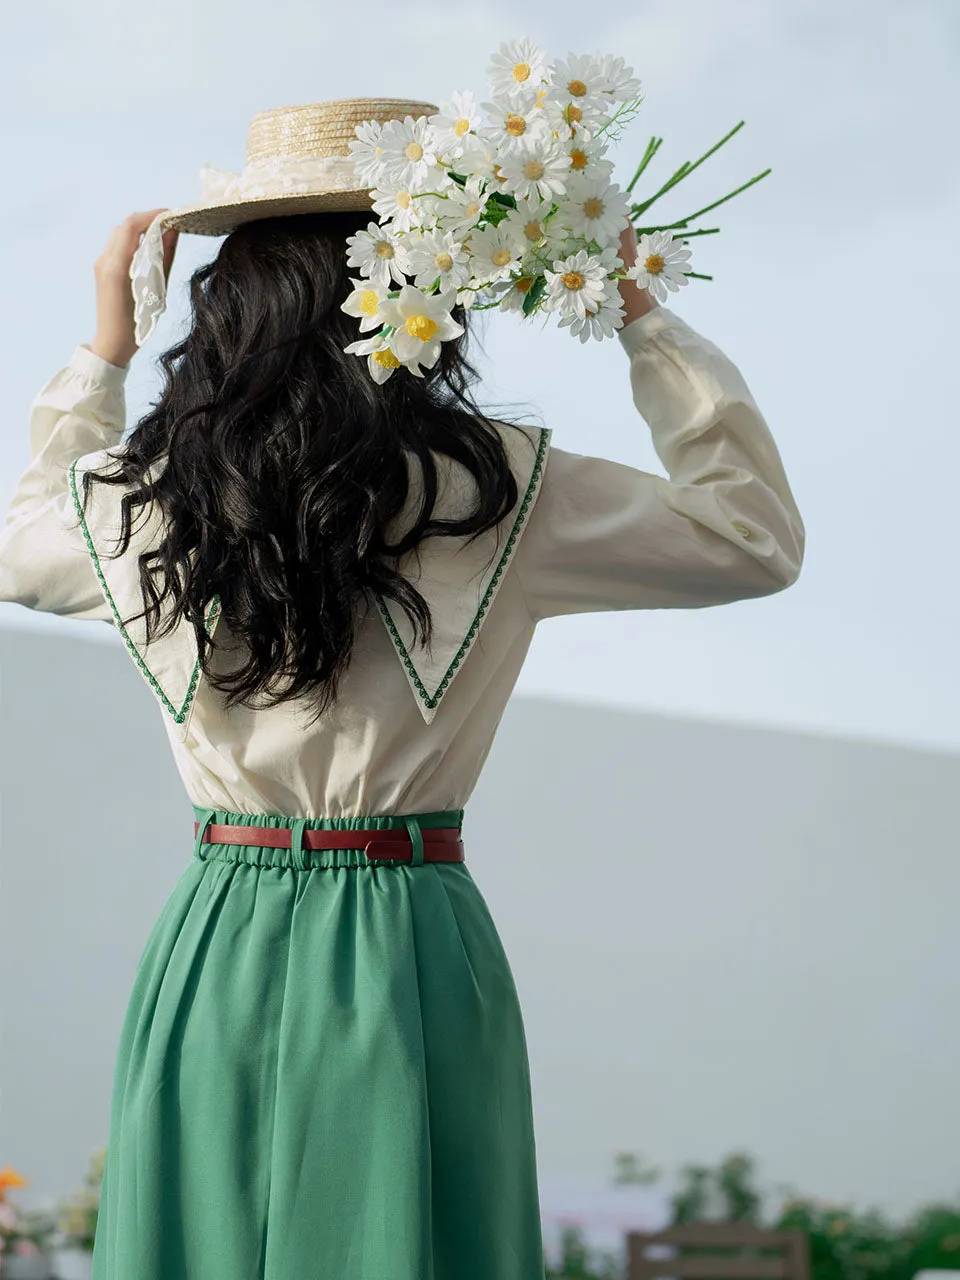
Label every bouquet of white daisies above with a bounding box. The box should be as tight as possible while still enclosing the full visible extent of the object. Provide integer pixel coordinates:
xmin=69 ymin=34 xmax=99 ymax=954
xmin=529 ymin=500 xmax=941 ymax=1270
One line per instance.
xmin=341 ymin=38 xmax=770 ymax=381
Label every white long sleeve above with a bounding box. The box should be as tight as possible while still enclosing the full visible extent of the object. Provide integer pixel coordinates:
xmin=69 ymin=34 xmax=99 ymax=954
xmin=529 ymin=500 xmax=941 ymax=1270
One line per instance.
xmin=514 ymin=304 xmax=806 ymax=619
xmin=0 ymin=344 xmax=129 ymax=623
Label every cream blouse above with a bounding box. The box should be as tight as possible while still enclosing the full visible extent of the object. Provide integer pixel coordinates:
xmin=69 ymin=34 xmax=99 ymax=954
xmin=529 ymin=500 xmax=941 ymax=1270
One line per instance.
xmin=0 ymin=306 xmax=805 ymax=820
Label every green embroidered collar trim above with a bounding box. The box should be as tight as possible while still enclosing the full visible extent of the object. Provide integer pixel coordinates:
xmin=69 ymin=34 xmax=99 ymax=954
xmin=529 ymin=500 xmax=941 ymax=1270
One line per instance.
xmin=69 ymin=458 xmax=221 ymax=726
xmin=375 ymin=424 xmax=549 ymax=712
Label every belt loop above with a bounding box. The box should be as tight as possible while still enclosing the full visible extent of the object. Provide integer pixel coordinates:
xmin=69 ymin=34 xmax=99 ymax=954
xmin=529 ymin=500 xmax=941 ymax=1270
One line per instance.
xmin=289 ymin=817 xmax=308 ymax=871
xmin=404 ymin=816 xmax=424 ymax=867
xmin=194 ymin=808 xmax=217 ymax=861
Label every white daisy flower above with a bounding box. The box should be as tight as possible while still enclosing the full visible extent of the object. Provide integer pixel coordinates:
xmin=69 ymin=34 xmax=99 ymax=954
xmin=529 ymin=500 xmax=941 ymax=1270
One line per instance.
xmin=497 ymin=136 xmax=572 ymax=202
xmin=540 ymin=222 xmax=585 ymax=267
xmin=496 ymin=273 xmax=541 ymax=313
xmin=370 ymin=175 xmax=426 ymax=234
xmin=454 ymin=131 xmax=499 ymax=181
xmin=478 ymin=97 xmax=550 ymax=153
xmin=429 ymin=91 xmax=483 ymax=161
xmin=486 ymin=39 xmax=549 ymax=103
xmin=377 ymin=284 xmax=465 ymax=376
xmin=563 ymin=130 xmax=615 ymax=181
xmin=402 ymin=228 xmax=472 ymax=291
xmin=347 ymin=119 xmax=389 ymax=188
xmin=625 ymin=229 xmax=693 ymax=302
xmin=557 ymin=278 xmax=626 ymax=341
xmin=502 ymin=196 xmax=555 ymax=251
xmin=428 ymin=175 xmax=488 ymax=236
xmin=344 ymin=330 xmax=404 ymax=384
xmin=464 ymin=221 xmax=527 ymax=285
xmin=345 ymin=222 xmax=408 ymax=289
xmin=549 ymin=52 xmax=608 ymax=106
xmin=539 ymin=95 xmax=606 ymax=139
xmin=597 ymin=54 xmax=643 ymax=102
xmin=377 ymin=115 xmax=438 ymax=190
xmin=340 ymin=278 xmax=390 ymax=332
xmin=557 ymin=174 xmax=632 ymax=247
xmin=543 ymin=247 xmax=611 ymax=321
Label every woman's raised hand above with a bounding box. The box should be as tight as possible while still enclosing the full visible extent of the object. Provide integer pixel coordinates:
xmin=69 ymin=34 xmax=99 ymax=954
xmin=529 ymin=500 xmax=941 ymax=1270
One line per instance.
xmin=89 ymin=210 xmax=179 ymax=369
xmin=617 ymin=220 xmax=660 ymax=327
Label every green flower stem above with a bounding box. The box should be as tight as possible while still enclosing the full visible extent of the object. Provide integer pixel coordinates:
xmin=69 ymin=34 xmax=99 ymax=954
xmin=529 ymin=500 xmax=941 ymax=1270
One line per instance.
xmin=630 ymin=121 xmax=748 ymax=216
xmin=634 ymin=167 xmax=771 ymax=225
xmin=626 ymin=137 xmax=663 ymax=193
xmin=632 ymin=225 xmax=721 ymax=238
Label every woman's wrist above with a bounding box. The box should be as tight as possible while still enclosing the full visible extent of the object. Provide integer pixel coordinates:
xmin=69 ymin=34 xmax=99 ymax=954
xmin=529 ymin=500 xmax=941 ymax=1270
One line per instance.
xmin=88 ymin=333 xmax=135 ymax=370
xmin=619 ymin=286 xmax=660 ymax=327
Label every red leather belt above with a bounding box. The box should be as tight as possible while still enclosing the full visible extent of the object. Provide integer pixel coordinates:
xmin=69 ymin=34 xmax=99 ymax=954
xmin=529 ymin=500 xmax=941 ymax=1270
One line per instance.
xmin=193 ymin=821 xmax=464 ymax=863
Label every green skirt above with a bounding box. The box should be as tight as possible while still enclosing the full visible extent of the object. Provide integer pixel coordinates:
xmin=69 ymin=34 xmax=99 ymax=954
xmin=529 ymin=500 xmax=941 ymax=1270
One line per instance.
xmin=90 ymin=806 xmax=545 ymax=1280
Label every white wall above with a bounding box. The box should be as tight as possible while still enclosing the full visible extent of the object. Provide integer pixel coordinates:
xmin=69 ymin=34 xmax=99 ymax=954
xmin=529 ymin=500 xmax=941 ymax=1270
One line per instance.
xmin=1 ymin=625 xmax=957 ymax=1219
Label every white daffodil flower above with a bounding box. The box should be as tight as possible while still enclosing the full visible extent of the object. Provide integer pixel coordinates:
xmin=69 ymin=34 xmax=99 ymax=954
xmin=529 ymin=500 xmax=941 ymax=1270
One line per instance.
xmin=377 ymin=285 xmax=465 ymax=376
xmin=340 ymin=278 xmax=390 ymax=332
xmin=343 ymin=330 xmax=404 ymax=383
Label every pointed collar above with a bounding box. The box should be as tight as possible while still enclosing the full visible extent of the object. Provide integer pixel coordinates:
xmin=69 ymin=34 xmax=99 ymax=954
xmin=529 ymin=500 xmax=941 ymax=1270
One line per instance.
xmin=375 ymin=422 xmax=550 ymax=724
xmin=67 ymin=423 xmax=551 ymax=732
xmin=67 ymin=448 xmax=221 ymax=739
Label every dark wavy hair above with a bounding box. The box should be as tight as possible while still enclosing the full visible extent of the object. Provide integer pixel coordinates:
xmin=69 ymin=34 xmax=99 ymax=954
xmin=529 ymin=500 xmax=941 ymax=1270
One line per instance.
xmin=78 ymin=209 xmax=529 ymax=725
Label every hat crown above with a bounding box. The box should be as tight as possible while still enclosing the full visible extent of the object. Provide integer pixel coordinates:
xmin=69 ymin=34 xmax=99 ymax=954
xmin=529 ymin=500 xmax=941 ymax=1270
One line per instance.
xmin=245 ymin=97 xmax=440 ymax=166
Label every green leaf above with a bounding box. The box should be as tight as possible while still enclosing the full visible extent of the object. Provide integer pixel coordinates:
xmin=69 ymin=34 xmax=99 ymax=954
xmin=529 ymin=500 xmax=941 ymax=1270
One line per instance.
xmin=521 ymin=275 xmax=546 ymax=316
xmin=486 ymin=190 xmax=518 ymax=210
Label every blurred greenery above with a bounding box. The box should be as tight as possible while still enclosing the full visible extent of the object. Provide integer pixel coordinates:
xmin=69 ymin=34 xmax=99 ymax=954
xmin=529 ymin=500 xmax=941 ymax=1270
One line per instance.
xmin=543 ymin=1150 xmax=960 ymax=1280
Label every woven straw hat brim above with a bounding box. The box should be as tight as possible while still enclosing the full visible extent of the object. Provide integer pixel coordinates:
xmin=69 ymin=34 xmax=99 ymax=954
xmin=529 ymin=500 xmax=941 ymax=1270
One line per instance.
xmin=160 ymin=188 xmax=376 ymax=237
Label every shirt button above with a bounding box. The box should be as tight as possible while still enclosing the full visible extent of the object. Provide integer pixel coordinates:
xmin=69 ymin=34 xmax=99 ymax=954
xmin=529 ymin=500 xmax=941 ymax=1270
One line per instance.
xmin=733 ymin=522 xmax=752 ymax=539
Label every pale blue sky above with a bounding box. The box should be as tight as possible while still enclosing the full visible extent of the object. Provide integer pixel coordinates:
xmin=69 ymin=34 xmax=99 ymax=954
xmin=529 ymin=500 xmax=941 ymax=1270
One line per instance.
xmin=1 ymin=0 xmax=957 ymax=751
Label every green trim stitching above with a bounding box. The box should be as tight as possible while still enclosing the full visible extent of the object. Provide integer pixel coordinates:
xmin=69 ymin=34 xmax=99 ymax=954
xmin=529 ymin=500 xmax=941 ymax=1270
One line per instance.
xmin=69 ymin=458 xmax=221 ymax=725
xmin=376 ymin=425 xmax=550 ymax=711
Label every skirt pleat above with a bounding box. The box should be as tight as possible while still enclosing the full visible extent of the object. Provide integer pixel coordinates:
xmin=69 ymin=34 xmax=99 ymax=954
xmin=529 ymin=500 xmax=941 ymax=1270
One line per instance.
xmin=90 ymin=807 xmax=545 ymax=1280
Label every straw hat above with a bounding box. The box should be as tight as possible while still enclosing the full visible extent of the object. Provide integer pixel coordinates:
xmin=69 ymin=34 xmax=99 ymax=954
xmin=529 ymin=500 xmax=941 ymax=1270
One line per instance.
xmin=130 ymin=97 xmax=438 ymax=345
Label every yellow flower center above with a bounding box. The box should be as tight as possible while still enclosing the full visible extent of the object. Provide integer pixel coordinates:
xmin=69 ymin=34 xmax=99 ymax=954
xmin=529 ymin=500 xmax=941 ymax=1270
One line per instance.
xmin=493 ymin=164 xmax=507 ymax=182
xmin=455 ymin=117 xmax=471 ymax=137
xmin=405 ymin=314 xmax=439 ymax=341
xmin=645 ymin=253 xmax=665 ymax=275
xmin=505 ymin=113 xmax=527 ymax=137
xmin=359 ymin=289 xmax=379 ymax=317
xmin=523 ymin=159 xmax=545 ymax=180
xmin=524 ymin=220 xmax=542 ymax=241
xmin=395 ymin=190 xmax=411 ymax=209
xmin=465 ymin=201 xmax=480 ymax=216
xmin=568 ymin=79 xmax=588 ymax=97
xmin=535 ymin=88 xmax=547 ymax=108
xmin=435 ymin=251 xmax=454 ymax=272
xmin=372 ymin=347 xmax=401 ymax=369
xmin=564 ymin=104 xmax=583 ymax=124
xmin=583 ymin=197 xmax=605 ymax=219
xmin=492 ymin=248 xmax=513 ymax=267
xmin=513 ymin=61 xmax=531 ymax=82
xmin=375 ymin=241 xmax=395 ymax=258
xmin=561 ymin=271 xmax=585 ymax=290
xmin=515 ymin=276 xmax=535 ymax=293
xmin=570 ymin=148 xmax=588 ymax=170
xmin=405 ymin=141 xmax=424 ymax=161
xmin=374 ymin=145 xmax=384 ymax=156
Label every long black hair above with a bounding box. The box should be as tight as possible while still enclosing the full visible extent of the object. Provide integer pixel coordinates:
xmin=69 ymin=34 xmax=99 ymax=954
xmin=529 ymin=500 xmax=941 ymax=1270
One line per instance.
xmin=78 ymin=209 xmax=527 ymax=725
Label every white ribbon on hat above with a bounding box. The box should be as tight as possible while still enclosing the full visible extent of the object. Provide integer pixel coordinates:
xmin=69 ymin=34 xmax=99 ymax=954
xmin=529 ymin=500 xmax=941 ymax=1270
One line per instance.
xmin=129 ymin=154 xmax=363 ymax=348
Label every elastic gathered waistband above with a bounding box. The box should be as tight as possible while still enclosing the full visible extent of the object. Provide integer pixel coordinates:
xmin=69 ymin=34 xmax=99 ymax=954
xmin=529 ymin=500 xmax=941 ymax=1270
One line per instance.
xmin=190 ymin=804 xmax=465 ymax=871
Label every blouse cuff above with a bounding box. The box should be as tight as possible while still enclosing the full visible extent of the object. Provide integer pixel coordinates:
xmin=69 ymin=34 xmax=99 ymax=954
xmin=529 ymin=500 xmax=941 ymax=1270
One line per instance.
xmin=70 ymin=344 xmax=131 ymax=395
xmin=617 ymin=305 xmax=689 ymax=358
